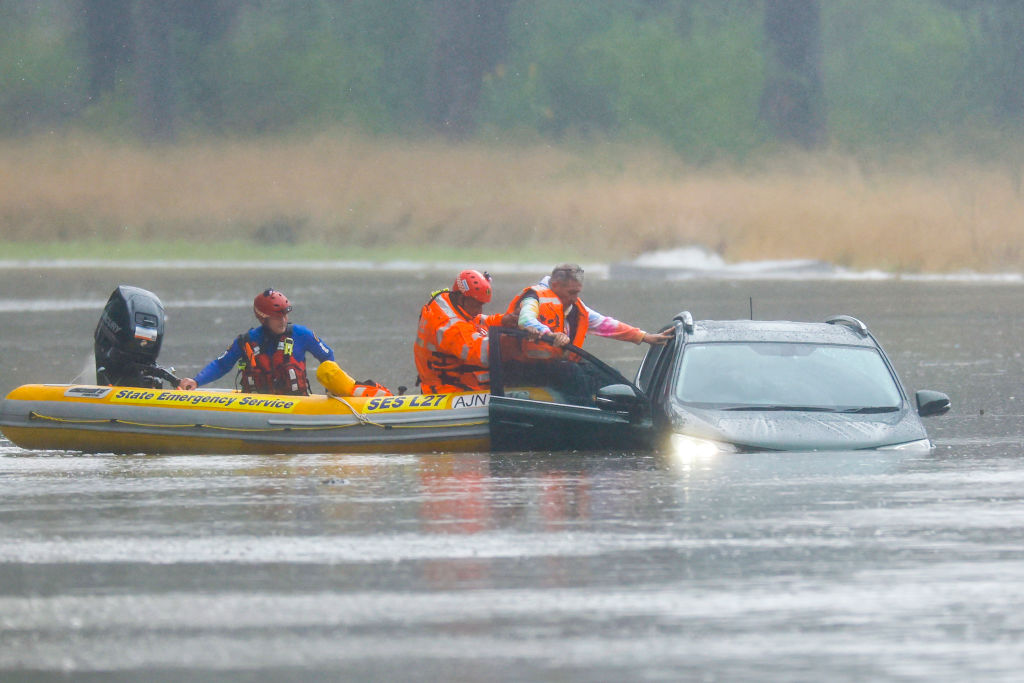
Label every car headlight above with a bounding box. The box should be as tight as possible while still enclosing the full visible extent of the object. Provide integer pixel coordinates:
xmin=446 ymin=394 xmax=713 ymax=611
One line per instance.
xmin=877 ymin=438 xmax=933 ymax=453
xmin=669 ymin=433 xmax=737 ymax=460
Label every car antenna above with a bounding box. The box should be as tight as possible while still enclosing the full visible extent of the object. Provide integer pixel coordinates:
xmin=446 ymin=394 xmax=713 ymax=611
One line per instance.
xmin=749 ymin=296 xmax=754 ymax=320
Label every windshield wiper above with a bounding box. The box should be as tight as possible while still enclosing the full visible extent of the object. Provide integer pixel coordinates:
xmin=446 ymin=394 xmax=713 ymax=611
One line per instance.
xmin=717 ymin=404 xmax=900 ymax=413
xmin=721 ymin=405 xmax=839 ymax=412
xmin=838 ymin=406 xmax=900 ymax=413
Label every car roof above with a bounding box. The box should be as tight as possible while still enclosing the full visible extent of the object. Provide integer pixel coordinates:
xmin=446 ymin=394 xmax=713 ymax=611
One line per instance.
xmin=684 ymin=318 xmax=878 ymax=347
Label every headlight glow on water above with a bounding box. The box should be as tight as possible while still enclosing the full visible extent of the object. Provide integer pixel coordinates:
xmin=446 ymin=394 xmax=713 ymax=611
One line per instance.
xmin=669 ymin=433 xmax=736 ymax=462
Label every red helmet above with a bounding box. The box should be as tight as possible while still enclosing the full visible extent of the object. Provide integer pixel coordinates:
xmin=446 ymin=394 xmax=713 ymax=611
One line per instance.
xmin=453 ymin=269 xmax=492 ymax=304
xmin=254 ymin=289 xmax=292 ymax=318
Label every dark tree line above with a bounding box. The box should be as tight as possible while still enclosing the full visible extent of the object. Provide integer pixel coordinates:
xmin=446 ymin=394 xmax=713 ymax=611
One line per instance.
xmin=426 ymin=0 xmax=515 ymax=138
xmin=79 ymin=0 xmax=241 ymax=141
xmin=761 ymin=0 xmax=825 ymax=148
xmin=80 ymin=0 xmax=512 ymax=141
xmin=12 ymin=0 xmax=1024 ymax=153
xmin=76 ymin=0 xmax=828 ymax=145
xmin=974 ymin=0 xmax=1024 ymax=121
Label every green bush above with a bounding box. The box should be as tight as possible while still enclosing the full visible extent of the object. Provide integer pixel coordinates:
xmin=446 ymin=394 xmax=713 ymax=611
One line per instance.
xmin=0 ymin=3 xmax=84 ymax=134
xmin=196 ymin=2 xmax=390 ymax=133
xmin=478 ymin=1 xmax=765 ymax=159
xmin=824 ymin=0 xmax=972 ymax=148
xmin=607 ymin=11 xmax=765 ymax=158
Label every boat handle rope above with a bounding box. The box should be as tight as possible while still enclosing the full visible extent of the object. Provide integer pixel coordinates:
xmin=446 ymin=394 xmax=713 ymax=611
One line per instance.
xmin=27 ymin=410 xmax=486 ymax=433
xmin=326 ymin=394 xmax=384 ymax=427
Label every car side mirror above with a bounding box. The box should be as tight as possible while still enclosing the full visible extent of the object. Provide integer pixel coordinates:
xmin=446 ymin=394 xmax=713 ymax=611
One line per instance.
xmin=596 ymin=384 xmax=642 ymax=414
xmin=916 ymin=390 xmax=951 ymax=417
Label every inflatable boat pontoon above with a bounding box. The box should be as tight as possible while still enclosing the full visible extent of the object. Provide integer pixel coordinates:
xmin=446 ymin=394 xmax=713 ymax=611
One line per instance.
xmin=0 ymin=384 xmax=491 ymax=454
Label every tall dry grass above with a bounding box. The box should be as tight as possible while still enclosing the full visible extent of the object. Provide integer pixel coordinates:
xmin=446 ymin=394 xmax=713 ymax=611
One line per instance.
xmin=2 ymin=131 xmax=1022 ymax=271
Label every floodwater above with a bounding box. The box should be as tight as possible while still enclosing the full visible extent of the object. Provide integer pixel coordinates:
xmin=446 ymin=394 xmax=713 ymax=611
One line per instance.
xmin=2 ymin=265 xmax=1024 ymax=681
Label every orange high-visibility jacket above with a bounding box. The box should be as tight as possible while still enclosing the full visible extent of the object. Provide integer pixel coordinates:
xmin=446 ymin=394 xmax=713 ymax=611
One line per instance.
xmin=415 ymin=290 xmax=503 ymax=394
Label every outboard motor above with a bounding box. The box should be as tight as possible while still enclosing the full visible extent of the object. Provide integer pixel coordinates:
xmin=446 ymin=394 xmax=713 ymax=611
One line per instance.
xmin=94 ymin=285 xmax=179 ymax=388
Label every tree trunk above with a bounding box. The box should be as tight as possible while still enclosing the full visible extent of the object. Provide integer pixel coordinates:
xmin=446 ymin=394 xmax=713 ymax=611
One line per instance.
xmin=132 ymin=0 xmax=177 ymax=143
xmin=979 ymin=1 xmax=1024 ymax=122
xmin=426 ymin=0 xmax=513 ymax=139
xmin=80 ymin=0 xmax=134 ymax=102
xmin=760 ymin=0 xmax=826 ymax=148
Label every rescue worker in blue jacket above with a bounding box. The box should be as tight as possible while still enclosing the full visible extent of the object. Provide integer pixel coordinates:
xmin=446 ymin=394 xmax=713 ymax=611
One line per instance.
xmin=177 ymin=289 xmax=334 ymax=395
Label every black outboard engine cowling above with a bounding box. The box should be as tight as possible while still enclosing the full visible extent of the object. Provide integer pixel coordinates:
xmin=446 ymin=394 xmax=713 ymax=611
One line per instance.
xmin=94 ymin=285 xmax=178 ymax=388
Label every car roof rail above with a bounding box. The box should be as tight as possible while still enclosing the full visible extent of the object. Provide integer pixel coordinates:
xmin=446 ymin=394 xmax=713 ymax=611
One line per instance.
xmin=826 ymin=315 xmax=869 ymax=337
xmin=673 ymin=310 xmax=694 ymax=334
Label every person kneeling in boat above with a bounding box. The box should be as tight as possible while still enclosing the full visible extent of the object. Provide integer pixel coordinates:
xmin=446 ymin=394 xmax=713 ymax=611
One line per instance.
xmin=177 ymin=288 xmax=335 ymax=396
xmin=414 ymin=269 xmax=514 ymax=394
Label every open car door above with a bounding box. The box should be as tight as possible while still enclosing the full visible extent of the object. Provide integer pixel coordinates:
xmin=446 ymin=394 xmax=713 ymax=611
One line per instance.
xmin=488 ymin=328 xmax=655 ymax=452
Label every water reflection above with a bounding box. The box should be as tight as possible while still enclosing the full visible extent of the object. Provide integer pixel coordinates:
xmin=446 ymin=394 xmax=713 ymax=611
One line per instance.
xmin=419 ymin=454 xmax=492 ymax=534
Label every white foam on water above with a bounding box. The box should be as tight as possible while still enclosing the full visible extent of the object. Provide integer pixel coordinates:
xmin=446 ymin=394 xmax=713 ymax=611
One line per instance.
xmin=615 ymin=246 xmax=1024 ymax=282
xmin=631 ymin=246 xmax=729 ymax=269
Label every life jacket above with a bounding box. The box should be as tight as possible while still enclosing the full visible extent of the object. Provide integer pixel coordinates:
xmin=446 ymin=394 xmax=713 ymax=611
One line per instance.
xmin=236 ymin=325 xmax=310 ymax=395
xmin=414 ymin=290 xmax=491 ymax=394
xmin=351 ymin=379 xmax=392 ymax=397
xmin=505 ymin=284 xmax=589 ymax=360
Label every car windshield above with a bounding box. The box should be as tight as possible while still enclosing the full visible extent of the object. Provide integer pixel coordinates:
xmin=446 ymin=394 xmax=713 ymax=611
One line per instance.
xmin=674 ymin=342 xmax=902 ymax=411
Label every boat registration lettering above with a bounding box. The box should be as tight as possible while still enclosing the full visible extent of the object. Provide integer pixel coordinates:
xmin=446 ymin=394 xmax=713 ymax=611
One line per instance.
xmin=450 ymin=393 xmax=489 ymax=409
xmin=365 ymin=394 xmax=449 ymax=412
xmin=364 ymin=393 xmax=488 ymax=412
xmin=407 ymin=394 xmax=449 ymax=408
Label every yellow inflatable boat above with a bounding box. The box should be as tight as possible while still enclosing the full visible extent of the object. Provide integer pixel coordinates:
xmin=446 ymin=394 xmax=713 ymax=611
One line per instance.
xmin=1 ymin=286 xmax=652 ymax=455
xmin=0 ymin=383 xmax=491 ymax=455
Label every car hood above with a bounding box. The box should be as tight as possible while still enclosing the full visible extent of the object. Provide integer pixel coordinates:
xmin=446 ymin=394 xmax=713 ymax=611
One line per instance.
xmin=669 ymin=403 xmax=928 ymax=451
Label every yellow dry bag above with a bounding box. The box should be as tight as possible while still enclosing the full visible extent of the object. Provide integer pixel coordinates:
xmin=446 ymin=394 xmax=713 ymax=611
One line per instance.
xmin=316 ymin=360 xmax=357 ymax=397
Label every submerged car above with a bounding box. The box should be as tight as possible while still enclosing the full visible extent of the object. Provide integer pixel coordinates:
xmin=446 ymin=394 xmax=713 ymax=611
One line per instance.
xmin=488 ymin=314 xmax=950 ymax=453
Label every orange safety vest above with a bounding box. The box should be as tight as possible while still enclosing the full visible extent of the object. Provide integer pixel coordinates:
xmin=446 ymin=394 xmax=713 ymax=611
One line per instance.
xmin=350 ymin=379 xmax=392 ymax=397
xmin=505 ymin=284 xmax=590 ymax=360
xmin=237 ymin=326 xmax=310 ymax=395
xmin=415 ymin=290 xmax=497 ymax=394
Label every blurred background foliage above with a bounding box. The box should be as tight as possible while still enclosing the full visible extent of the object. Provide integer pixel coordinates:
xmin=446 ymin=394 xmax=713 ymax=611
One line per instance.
xmin=1 ymin=0 xmax=1022 ymax=160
